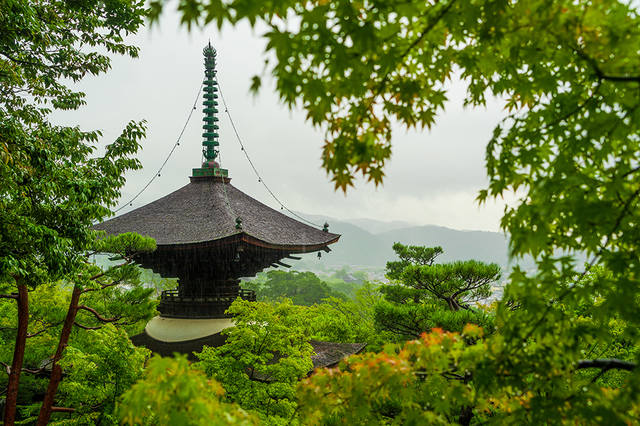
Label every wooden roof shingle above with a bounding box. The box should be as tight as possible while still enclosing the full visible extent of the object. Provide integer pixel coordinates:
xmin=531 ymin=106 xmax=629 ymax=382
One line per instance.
xmin=95 ymin=178 xmax=339 ymax=250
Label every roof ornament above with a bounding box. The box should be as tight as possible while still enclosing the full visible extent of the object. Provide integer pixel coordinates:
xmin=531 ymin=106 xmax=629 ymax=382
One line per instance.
xmin=235 ymin=216 xmax=243 ymax=230
xmin=192 ymin=41 xmax=228 ymax=179
xmin=323 ymin=222 xmax=329 ymax=232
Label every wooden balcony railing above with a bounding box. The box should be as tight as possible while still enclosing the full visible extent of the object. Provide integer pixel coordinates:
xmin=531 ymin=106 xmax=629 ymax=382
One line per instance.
xmin=157 ymin=288 xmax=256 ymax=319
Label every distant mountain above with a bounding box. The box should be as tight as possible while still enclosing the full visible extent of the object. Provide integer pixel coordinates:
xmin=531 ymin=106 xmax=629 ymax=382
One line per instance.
xmin=293 ymin=213 xmax=517 ymax=269
xmin=300 ymin=216 xmax=391 ymax=267
xmin=377 ymin=226 xmax=511 ymax=266
xmin=345 ymin=218 xmax=415 ymax=234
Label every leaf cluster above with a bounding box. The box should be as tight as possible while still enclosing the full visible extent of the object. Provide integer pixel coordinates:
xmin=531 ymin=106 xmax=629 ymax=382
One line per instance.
xmin=243 ymin=270 xmax=346 ymax=306
xmin=298 ymin=327 xmax=487 ymax=424
xmin=118 ymin=355 xmax=258 ymax=426
xmin=196 ymin=299 xmax=314 ymax=423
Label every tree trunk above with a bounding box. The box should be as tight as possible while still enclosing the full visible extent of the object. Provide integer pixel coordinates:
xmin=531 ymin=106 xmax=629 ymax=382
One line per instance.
xmin=446 ymin=297 xmax=457 ymax=311
xmin=4 ymin=283 xmax=29 ymax=425
xmin=37 ymin=286 xmax=81 ymax=425
xmin=458 ymin=405 xmax=473 ymax=425
xmin=457 ymin=372 xmax=474 ymax=425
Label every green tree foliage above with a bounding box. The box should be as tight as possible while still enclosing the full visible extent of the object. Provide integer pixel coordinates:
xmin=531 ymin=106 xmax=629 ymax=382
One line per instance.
xmin=386 ymin=243 xmax=444 ymax=278
xmin=0 ymin=0 xmax=148 ymax=421
xmin=297 ymin=326 xmax=487 ymax=424
xmin=196 ymin=299 xmax=314 ymax=424
xmin=54 ymin=325 xmax=149 ymax=425
xmin=376 ymin=243 xmax=499 ymax=339
xmin=243 ymin=270 xmax=346 ymax=305
xmin=34 ymin=233 xmax=155 ymax=424
xmin=1 ymin=0 xmax=637 ymax=423
xmin=118 ymin=355 xmax=258 ymax=426
xmin=0 ymin=0 xmax=147 ymax=286
xmin=0 ymin=234 xmax=156 ymax=423
xmin=307 ymin=282 xmax=391 ymax=352
xmin=298 ymin=319 xmax=640 ymax=424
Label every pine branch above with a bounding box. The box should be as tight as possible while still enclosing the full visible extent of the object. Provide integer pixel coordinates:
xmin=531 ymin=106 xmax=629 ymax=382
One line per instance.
xmin=73 ymin=322 xmax=102 ymax=330
xmin=77 ymin=306 xmax=121 ymax=323
xmin=81 ymin=278 xmax=125 ymax=294
xmin=27 ymin=322 xmax=63 ymax=338
xmin=80 ymin=260 xmax=131 ymax=294
xmin=0 ymin=294 xmax=18 ymax=300
xmin=51 ymin=406 xmax=75 ymax=413
xmin=0 ymin=360 xmax=50 ymax=375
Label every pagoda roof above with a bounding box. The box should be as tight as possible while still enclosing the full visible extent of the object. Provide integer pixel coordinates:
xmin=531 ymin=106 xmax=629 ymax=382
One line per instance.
xmin=95 ymin=177 xmax=339 ymax=251
xmin=131 ymin=331 xmax=366 ymax=367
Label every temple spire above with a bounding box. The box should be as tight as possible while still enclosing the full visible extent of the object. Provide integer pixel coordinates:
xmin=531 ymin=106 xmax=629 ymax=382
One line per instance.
xmin=192 ymin=41 xmax=229 ymax=179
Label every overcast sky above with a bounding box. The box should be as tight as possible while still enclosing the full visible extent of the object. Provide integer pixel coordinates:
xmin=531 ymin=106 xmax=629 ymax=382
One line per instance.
xmin=52 ymin=9 xmax=513 ymax=233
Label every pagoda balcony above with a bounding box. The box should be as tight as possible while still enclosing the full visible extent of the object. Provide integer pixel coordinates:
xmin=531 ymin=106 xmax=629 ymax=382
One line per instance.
xmin=157 ymin=288 xmax=257 ymax=319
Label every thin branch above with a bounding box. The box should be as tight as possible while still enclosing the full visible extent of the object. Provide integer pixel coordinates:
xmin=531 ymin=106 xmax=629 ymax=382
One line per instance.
xmin=50 ymin=406 xmax=75 ymax=413
xmin=610 ymin=187 xmax=640 ymax=238
xmin=77 ymin=306 xmax=120 ymax=323
xmin=620 ymin=164 xmax=640 ymax=179
xmin=0 ymin=360 xmax=50 ymax=375
xmin=577 ymin=358 xmax=636 ymax=372
xmin=0 ymin=294 xmax=18 ymax=300
xmin=374 ymin=0 xmax=458 ymax=98
xmin=81 ymin=278 xmax=125 ymax=294
xmin=80 ymin=260 xmax=131 ymax=293
xmin=571 ymin=45 xmax=640 ymax=83
xmin=27 ymin=322 xmax=63 ymax=338
xmin=73 ymin=322 xmax=102 ymax=330
xmin=598 ymin=74 xmax=640 ymax=83
xmin=22 ymin=366 xmax=48 ymax=374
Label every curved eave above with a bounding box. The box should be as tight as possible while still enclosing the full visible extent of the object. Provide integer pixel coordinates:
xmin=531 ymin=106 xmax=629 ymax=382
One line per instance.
xmin=241 ymin=232 xmax=340 ymax=252
xmin=149 ymin=231 xmax=340 ymax=253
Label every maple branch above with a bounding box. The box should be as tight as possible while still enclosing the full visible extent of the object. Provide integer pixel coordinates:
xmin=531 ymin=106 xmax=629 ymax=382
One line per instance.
xmin=620 ymin=164 xmax=640 ymax=179
xmin=571 ymin=45 xmax=640 ymax=83
xmin=597 ymin=74 xmax=640 ymax=83
xmin=374 ymin=0 xmax=458 ymax=98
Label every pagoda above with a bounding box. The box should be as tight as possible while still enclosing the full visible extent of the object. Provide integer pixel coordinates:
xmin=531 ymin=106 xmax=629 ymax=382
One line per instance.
xmin=94 ymin=43 xmax=360 ymax=363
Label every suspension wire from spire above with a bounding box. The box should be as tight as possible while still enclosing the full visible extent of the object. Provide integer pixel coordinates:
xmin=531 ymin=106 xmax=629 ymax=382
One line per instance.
xmin=216 ymin=80 xmax=324 ymax=229
xmin=113 ymin=82 xmax=204 ymax=214
xmin=216 ymin=148 xmax=237 ymax=220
